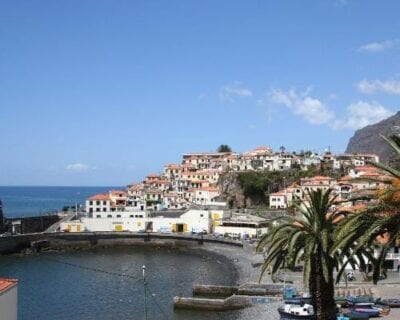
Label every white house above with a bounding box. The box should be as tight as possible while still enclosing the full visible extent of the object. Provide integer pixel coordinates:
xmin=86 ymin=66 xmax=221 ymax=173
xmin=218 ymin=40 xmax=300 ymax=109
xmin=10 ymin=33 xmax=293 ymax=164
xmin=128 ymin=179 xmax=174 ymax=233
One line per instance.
xmin=193 ymin=187 xmax=220 ymax=205
xmin=0 ymin=278 xmax=18 ymax=320
xmin=269 ymin=192 xmax=287 ymax=209
xmin=86 ymin=193 xmax=111 ymax=215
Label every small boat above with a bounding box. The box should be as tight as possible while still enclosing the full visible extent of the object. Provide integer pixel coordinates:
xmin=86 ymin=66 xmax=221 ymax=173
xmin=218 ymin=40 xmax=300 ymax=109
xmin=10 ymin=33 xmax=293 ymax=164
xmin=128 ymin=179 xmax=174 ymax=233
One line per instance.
xmin=379 ymin=298 xmax=400 ymax=307
xmin=343 ymin=311 xmax=370 ymax=319
xmin=350 ymin=305 xmax=379 ymax=317
xmin=336 ymin=315 xmax=350 ymax=320
xmin=278 ymin=303 xmax=314 ymax=319
xmin=346 ymin=295 xmax=374 ymax=306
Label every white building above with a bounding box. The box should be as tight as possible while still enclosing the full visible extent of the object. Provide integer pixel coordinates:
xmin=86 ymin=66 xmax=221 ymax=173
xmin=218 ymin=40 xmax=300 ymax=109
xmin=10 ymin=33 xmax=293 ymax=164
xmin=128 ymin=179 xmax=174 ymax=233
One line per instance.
xmin=193 ymin=187 xmax=220 ymax=205
xmin=86 ymin=193 xmax=111 ymax=215
xmin=269 ymin=192 xmax=287 ymax=209
xmin=64 ymin=209 xmax=212 ymax=234
xmin=0 ymin=278 xmax=18 ymax=320
xmin=213 ymin=214 xmax=269 ymax=239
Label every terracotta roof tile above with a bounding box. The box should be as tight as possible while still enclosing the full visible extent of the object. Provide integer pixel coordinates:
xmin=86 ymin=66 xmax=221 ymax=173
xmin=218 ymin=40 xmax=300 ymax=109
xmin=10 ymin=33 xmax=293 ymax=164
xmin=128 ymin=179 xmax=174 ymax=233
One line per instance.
xmin=0 ymin=278 xmax=18 ymax=293
xmin=88 ymin=193 xmax=110 ymax=201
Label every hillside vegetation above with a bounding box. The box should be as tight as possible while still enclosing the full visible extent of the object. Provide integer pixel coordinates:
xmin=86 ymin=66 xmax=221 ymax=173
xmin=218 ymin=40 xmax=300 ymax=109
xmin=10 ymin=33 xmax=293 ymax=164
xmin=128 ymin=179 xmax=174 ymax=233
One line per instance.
xmin=218 ymin=166 xmax=343 ymax=208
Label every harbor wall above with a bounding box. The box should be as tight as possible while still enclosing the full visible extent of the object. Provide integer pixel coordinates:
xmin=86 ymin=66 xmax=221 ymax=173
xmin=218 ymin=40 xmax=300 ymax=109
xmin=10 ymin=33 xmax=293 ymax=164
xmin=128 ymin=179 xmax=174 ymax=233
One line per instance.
xmin=0 ymin=232 xmax=243 ymax=255
xmin=3 ymin=215 xmax=60 ymax=234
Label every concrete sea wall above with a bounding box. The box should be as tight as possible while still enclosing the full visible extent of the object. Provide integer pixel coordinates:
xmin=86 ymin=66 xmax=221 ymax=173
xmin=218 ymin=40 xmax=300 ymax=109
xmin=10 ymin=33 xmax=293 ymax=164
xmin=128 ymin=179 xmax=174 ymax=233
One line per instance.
xmin=0 ymin=232 xmax=244 ymax=255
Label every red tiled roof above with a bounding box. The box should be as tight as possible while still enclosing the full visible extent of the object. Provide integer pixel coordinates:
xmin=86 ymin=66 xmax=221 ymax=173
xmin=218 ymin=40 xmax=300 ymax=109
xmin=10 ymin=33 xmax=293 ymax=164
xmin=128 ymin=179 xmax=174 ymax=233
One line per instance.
xmin=0 ymin=278 xmax=18 ymax=293
xmin=195 ymin=187 xmax=219 ymax=192
xmin=110 ymin=190 xmax=127 ymax=195
xmin=88 ymin=193 xmax=110 ymax=201
xmin=308 ymin=175 xmax=331 ymax=180
xmin=270 ymin=192 xmax=286 ymax=196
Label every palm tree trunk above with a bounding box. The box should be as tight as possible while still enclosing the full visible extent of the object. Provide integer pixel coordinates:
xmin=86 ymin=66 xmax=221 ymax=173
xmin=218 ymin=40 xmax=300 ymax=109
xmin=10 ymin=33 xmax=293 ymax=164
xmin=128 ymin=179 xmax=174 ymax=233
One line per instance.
xmin=309 ymin=254 xmax=337 ymax=320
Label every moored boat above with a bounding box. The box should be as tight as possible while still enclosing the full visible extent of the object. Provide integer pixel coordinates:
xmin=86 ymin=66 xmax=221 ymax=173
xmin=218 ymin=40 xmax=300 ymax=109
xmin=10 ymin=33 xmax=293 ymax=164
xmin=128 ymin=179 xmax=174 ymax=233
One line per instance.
xmin=379 ymin=298 xmax=400 ymax=308
xmin=278 ymin=303 xmax=314 ymax=319
xmin=346 ymin=295 xmax=375 ymax=306
xmin=350 ymin=305 xmax=379 ymax=317
xmin=343 ymin=311 xmax=370 ymax=319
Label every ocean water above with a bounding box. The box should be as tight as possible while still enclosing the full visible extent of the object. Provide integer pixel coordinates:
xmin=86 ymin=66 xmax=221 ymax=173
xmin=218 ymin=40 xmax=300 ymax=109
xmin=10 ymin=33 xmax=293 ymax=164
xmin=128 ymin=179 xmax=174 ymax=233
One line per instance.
xmin=0 ymin=186 xmax=121 ymax=218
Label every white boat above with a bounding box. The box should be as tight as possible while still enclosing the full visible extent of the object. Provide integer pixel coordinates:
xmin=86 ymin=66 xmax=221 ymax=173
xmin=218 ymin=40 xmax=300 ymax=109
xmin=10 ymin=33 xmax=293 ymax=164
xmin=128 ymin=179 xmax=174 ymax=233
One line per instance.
xmin=278 ymin=303 xmax=314 ymax=319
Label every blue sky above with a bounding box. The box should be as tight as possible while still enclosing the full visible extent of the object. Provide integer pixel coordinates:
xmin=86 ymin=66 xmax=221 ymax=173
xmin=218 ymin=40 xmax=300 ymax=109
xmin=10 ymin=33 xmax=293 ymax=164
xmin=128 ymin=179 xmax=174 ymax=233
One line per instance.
xmin=1 ymin=0 xmax=399 ymax=186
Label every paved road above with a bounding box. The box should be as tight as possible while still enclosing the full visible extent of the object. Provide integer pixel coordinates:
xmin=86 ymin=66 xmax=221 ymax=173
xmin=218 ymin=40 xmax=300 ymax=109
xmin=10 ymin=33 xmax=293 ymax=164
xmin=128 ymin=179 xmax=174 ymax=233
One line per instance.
xmin=45 ymin=212 xmax=75 ymax=233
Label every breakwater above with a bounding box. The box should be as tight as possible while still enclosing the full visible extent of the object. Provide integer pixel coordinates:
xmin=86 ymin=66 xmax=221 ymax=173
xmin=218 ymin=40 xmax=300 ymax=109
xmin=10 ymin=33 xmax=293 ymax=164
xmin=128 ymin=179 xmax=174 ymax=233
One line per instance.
xmin=0 ymin=232 xmax=244 ymax=255
xmin=3 ymin=215 xmax=60 ymax=234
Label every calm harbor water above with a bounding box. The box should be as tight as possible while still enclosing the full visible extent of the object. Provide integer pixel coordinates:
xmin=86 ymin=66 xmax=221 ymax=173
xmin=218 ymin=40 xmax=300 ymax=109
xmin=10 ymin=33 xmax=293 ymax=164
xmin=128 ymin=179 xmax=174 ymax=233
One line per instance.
xmin=0 ymin=247 xmax=244 ymax=320
xmin=0 ymin=186 xmax=120 ymax=218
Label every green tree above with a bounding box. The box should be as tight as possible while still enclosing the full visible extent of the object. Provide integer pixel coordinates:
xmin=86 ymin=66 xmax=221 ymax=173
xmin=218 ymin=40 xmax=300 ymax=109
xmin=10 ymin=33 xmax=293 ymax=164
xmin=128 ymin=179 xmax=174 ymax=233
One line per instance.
xmin=238 ymin=171 xmax=270 ymax=206
xmin=333 ymin=135 xmax=400 ymax=283
xmin=217 ymin=144 xmax=232 ymax=153
xmin=257 ymin=189 xmax=340 ymax=320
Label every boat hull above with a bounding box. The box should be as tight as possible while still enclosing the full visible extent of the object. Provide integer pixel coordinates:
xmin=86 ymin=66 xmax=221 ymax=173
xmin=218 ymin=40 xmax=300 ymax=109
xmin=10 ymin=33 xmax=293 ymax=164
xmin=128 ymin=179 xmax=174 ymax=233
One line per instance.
xmin=380 ymin=299 xmax=400 ymax=308
xmin=350 ymin=307 xmax=379 ymax=317
xmin=344 ymin=311 xmax=370 ymax=320
xmin=278 ymin=308 xmax=314 ymax=319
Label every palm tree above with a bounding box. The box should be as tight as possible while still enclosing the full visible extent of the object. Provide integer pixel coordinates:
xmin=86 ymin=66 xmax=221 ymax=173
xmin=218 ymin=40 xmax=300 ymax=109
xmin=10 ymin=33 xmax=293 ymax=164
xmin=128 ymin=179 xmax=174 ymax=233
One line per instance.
xmin=333 ymin=135 xmax=400 ymax=283
xmin=257 ymin=189 xmax=340 ymax=320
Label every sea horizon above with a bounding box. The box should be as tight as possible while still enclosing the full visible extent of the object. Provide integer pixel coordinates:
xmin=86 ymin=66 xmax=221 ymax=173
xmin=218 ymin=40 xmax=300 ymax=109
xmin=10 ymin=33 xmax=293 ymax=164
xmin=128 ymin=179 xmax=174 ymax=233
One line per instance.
xmin=0 ymin=186 xmax=123 ymax=218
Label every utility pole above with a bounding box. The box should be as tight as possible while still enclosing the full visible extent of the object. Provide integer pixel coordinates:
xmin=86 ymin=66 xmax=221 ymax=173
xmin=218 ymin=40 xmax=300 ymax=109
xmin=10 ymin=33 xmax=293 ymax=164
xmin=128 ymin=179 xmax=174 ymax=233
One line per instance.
xmin=142 ymin=265 xmax=148 ymax=320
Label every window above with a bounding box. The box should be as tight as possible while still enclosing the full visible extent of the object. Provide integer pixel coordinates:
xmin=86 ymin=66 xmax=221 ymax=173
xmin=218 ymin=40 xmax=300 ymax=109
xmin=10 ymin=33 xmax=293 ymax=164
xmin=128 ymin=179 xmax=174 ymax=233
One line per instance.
xmin=96 ymin=215 xmax=101 ymax=218
xmin=130 ymin=215 xmax=134 ymax=218
xmin=116 ymin=214 xmax=121 ymax=218
xmin=107 ymin=214 xmax=112 ymax=218
xmin=96 ymin=201 xmax=100 ymax=205
xmin=103 ymin=201 xmax=107 ymax=205
xmin=96 ymin=208 xmax=100 ymax=212
xmin=89 ymin=201 xmax=93 ymax=205
xmin=103 ymin=208 xmax=106 ymax=212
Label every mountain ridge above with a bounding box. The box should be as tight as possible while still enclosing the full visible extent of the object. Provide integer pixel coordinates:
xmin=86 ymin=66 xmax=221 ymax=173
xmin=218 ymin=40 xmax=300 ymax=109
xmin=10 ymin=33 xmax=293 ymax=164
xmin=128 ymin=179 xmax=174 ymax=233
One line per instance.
xmin=346 ymin=111 xmax=400 ymax=164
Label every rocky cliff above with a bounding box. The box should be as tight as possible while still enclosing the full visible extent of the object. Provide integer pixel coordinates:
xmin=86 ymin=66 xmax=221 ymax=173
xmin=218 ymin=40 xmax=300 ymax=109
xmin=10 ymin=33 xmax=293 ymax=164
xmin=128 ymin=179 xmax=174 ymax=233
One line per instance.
xmin=217 ymin=168 xmax=322 ymax=208
xmin=346 ymin=111 xmax=400 ymax=164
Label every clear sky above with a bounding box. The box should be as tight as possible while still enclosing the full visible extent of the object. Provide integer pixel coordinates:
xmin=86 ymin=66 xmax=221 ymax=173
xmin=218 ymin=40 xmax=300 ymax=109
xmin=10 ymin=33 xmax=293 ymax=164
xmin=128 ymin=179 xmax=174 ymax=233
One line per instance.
xmin=1 ymin=0 xmax=399 ymax=186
